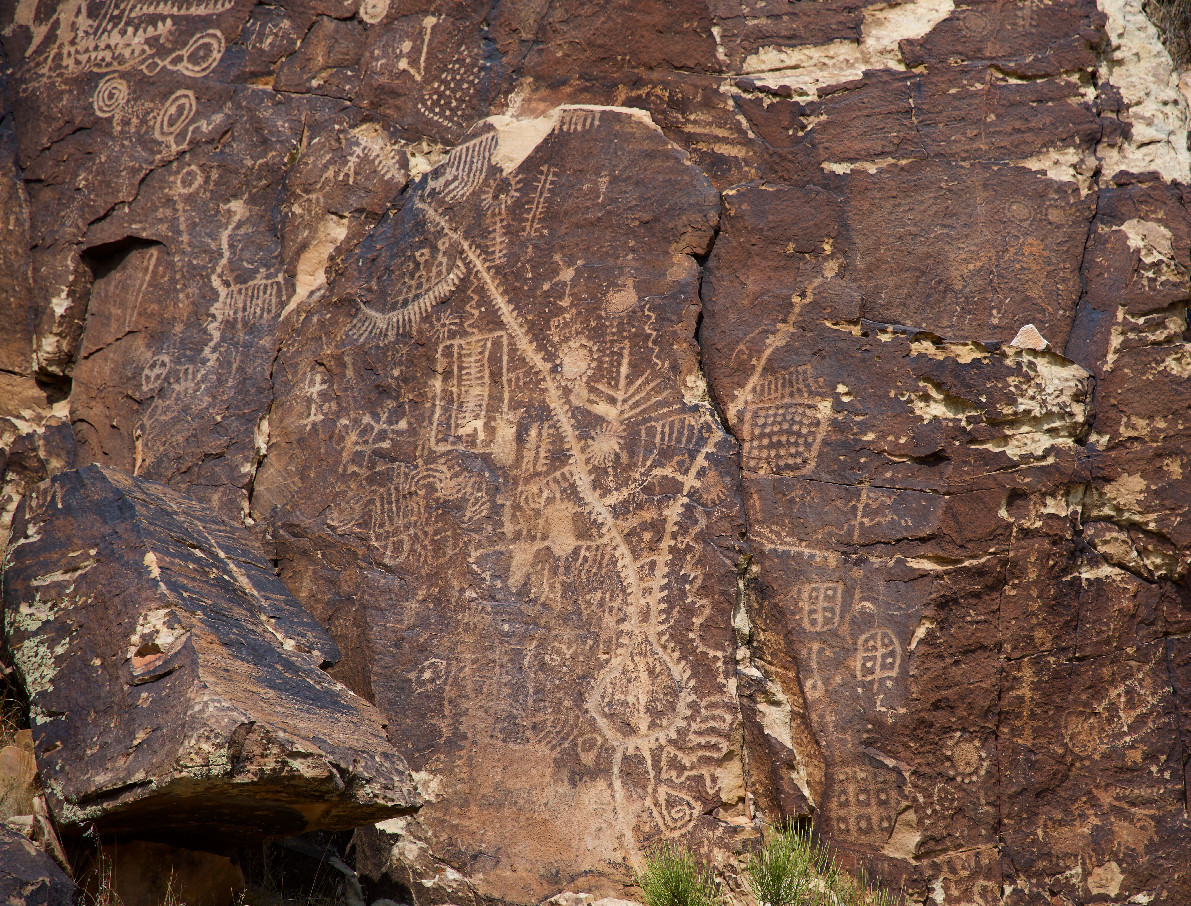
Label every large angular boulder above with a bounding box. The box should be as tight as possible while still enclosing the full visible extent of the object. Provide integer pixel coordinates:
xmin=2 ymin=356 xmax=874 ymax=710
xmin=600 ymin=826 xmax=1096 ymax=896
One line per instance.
xmin=1 ymin=464 xmax=418 ymax=840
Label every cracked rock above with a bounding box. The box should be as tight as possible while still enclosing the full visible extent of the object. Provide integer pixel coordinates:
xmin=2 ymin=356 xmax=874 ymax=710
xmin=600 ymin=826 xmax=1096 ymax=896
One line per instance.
xmin=1 ymin=464 xmax=418 ymax=840
xmin=254 ymin=106 xmax=769 ymax=903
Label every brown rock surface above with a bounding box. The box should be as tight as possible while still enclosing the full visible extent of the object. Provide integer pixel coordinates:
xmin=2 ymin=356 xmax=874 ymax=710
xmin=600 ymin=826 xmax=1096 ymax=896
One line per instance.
xmin=253 ymin=105 xmax=771 ymax=901
xmin=0 ymin=824 xmax=79 ymax=906
xmin=2 ymin=464 xmax=418 ymax=839
xmin=0 ymin=0 xmax=1189 ymax=902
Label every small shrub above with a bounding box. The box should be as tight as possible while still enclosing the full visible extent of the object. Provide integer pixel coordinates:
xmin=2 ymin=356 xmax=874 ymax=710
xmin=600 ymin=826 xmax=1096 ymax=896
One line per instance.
xmin=645 ymin=824 xmax=904 ymax=906
xmin=635 ymin=841 xmax=723 ymax=906
xmin=88 ymin=845 xmax=124 ymax=906
xmin=757 ymin=824 xmax=905 ymax=906
xmin=745 ymin=823 xmax=820 ymax=906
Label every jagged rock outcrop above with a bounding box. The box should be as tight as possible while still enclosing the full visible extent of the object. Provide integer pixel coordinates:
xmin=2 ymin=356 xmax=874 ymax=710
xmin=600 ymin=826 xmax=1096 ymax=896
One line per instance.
xmin=1 ymin=0 xmax=1189 ymax=903
xmin=2 ymin=465 xmax=418 ymax=839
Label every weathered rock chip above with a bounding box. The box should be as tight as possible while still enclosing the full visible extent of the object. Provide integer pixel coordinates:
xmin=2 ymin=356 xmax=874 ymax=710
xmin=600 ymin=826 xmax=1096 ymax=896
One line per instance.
xmin=0 ymin=727 xmax=37 ymax=819
xmin=0 ymin=824 xmax=79 ymax=906
xmin=1 ymin=464 xmax=418 ymax=840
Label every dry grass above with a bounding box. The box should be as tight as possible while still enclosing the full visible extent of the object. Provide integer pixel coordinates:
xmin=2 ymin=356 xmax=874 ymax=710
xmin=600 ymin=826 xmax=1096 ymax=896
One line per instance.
xmin=86 ymin=845 xmax=124 ymax=906
xmin=0 ymin=666 xmax=37 ymax=820
xmin=1146 ymin=0 xmax=1191 ymax=68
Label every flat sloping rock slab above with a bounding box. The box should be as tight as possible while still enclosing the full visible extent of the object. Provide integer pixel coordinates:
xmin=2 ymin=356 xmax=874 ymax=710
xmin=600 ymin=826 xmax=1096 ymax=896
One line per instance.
xmin=0 ymin=825 xmax=79 ymax=906
xmin=1 ymin=464 xmax=418 ymax=839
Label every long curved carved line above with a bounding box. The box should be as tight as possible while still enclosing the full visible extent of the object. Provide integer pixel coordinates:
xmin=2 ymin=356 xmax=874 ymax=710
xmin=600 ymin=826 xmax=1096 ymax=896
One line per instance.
xmin=415 ymin=198 xmax=648 ymax=623
xmin=416 ymin=196 xmax=708 ymax=858
xmin=349 ymin=256 xmax=466 ymax=341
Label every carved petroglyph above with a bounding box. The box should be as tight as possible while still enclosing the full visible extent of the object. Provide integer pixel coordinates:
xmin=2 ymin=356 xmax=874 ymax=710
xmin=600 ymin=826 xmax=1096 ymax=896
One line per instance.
xmin=942 ymin=734 xmax=987 ymax=784
xmin=367 ymin=463 xmax=488 ymax=568
xmin=10 ymin=0 xmax=231 ymax=77
xmin=210 ymin=202 xmax=284 ymax=324
xmin=431 ymin=332 xmax=512 ymax=455
xmin=831 ymin=766 xmax=900 ymax=842
xmin=157 ymin=29 xmax=224 ymax=78
xmin=394 ymin=15 xmax=438 ymax=83
xmin=141 ymin=354 xmax=171 ymax=396
xmin=390 ymin=15 xmax=483 ymax=136
xmin=153 ymin=89 xmax=197 ymax=144
xmin=93 ymin=73 xmax=128 ymax=117
xmin=558 ymin=107 xmax=602 ymax=133
xmin=856 ymin=627 xmax=901 ymax=693
xmin=426 ymin=132 xmax=497 ymax=203
xmin=789 ymin=572 xmax=906 ymax=699
xmin=349 ymin=258 xmax=465 ymax=342
xmin=317 ymin=114 xmax=738 ymax=865
xmin=358 ymin=0 xmax=391 ymax=25
xmin=740 ymin=371 xmax=832 ymax=475
xmin=215 ymin=276 xmax=285 ymax=324
xmin=801 ymin=582 xmax=843 ymax=632
xmin=418 ymin=53 xmax=482 ymax=134
xmin=524 ymin=166 xmax=556 ymax=239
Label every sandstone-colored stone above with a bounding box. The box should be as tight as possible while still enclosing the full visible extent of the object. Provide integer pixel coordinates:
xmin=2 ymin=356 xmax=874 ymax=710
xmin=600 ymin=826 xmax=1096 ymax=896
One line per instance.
xmin=0 ymin=727 xmax=37 ymax=819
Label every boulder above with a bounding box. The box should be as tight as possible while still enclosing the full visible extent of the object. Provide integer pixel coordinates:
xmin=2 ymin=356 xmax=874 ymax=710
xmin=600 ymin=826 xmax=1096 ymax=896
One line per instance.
xmin=0 ymin=824 xmax=79 ymax=906
xmin=1 ymin=464 xmax=418 ymax=840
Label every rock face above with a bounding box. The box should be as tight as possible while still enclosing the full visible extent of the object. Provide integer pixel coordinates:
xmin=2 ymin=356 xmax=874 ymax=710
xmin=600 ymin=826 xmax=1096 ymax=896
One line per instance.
xmin=1 ymin=465 xmax=418 ymax=839
xmin=252 ymin=105 xmax=784 ymax=900
xmin=0 ymin=824 xmax=79 ymax=906
xmin=1 ymin=0 xmax=1190 ymax=903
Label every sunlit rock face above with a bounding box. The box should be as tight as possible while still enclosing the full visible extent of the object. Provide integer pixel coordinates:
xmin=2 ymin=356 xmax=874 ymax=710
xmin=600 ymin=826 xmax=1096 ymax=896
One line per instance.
xmin=2 ymin=465 xmax=419 ymax=840
xmin=252 ymin=105 xmax=767 ymax=902
xmin=2 ymin=0 xmax=1190 ymax=902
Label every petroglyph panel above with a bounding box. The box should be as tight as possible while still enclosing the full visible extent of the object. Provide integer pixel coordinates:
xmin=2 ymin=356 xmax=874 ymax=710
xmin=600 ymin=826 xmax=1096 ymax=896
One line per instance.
xmin=255 ymin=107 xmax=753 ymax=902
xmin=698 ymin=168 xmax=1186 ymax=903
xmin=7 ymin=0 xmax=1191 ymax=902
xmin=65 ymin=92 xmax=409 ymax=522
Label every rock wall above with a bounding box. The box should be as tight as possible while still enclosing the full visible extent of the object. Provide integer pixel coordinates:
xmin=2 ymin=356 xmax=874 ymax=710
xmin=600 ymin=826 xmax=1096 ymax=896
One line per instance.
xmin=1 ymin=0 xmax=1189 ymax=904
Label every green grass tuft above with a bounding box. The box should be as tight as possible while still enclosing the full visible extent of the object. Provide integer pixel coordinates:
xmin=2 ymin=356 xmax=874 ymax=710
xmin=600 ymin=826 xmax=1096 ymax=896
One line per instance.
xmin=745 ymin=822 xmax=821 ymax=906
xmin=635 ymin=841 xmax=724 ymax=906
xmin=638 ymin=823 xmax=905 ymax=906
